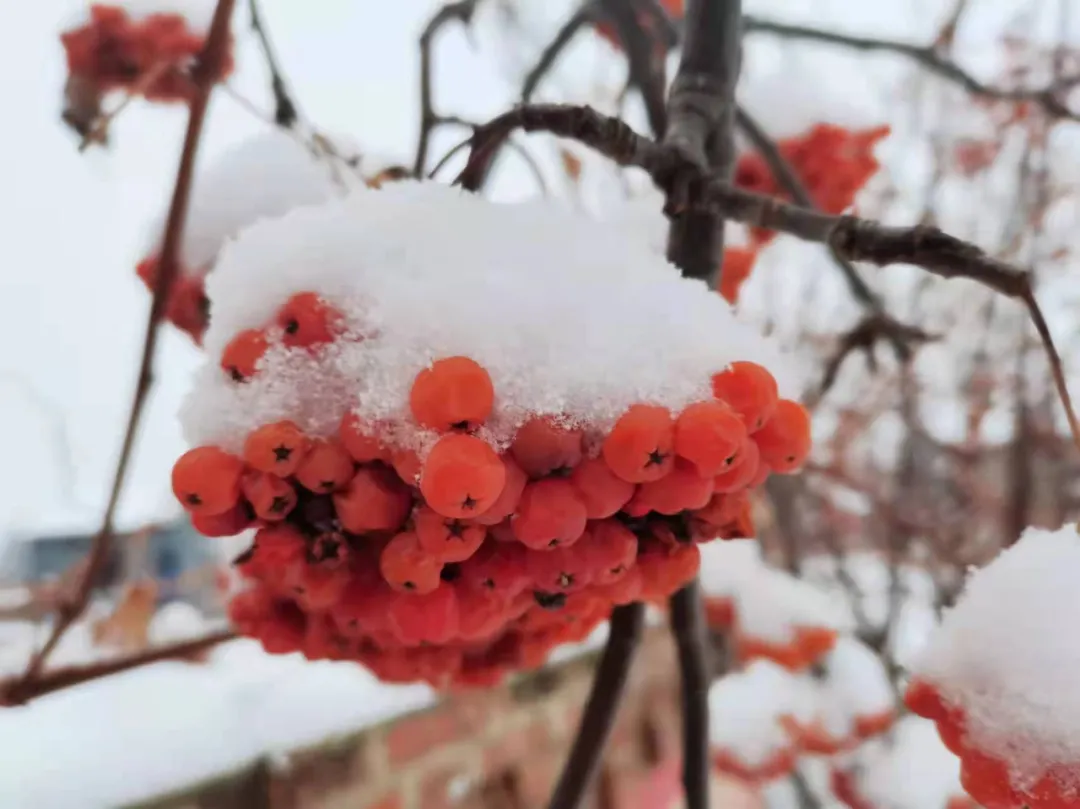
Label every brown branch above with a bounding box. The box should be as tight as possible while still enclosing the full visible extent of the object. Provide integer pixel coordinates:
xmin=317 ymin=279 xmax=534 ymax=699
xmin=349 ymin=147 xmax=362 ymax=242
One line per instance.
xmin=521 ymin=3 xmax=595 ymax=103
xmin=817 ymin=314 xmax=936 ymax=399
xmin=743 ymin=15 xmax=1080 ymax=122
xmin=0 ymin=630 xmax=236 ymax=706
xmin=669 ymin=579 xmax=712 ymax=809
xmin=452 ymin=101 xmax=1080 ymax=454
xmin=413 ymin=0 xmax=481 ymax=178
xmin=248 ymin=0 xmax=298 ymax=127
xmin=13 ymin=0 xmax=236 ymax=692
xmin=597 ymin=0 xmax=668 ymax=138
xmin=545 ymin=603 xmax=645 ymax=809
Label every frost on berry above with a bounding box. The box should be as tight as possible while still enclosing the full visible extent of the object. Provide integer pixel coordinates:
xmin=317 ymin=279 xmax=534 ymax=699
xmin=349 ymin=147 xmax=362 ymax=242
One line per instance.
xmin=173 ymin=182 xmax=798 ymax=688
xmin=907 ymin=524 xmax=1080 ymax=807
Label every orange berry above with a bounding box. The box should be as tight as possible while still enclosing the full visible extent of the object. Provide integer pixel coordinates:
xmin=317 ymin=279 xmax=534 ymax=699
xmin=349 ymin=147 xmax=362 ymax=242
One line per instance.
xmin=474 ymin=456 xmax=528 ymax=526
xmin=333 ymin=465 xmax=413 ymax=533
xmin=171 ymin=446 xmax=244 ymax=515
xmin=420 ymin=434 xmax=506 ymax=519
xmin=509 ymin=417 xmax=584 ymax=477
xmin=674 ymin=400 xmax=748 ymax=477
xmin=754 ymin=399 xmax=812 ymax=473
xmin=718 ymin=247 xmax=757 ymax=305
xmin=380 ymin=531 xmax=443 ymax=594
xmin=712 ymin=436 xmax=761 ymax=494
xmin=243 ymin=420 xmax=310 ymax=477
xmin=625 ymin=459 xmax=714 ymax=516
xmin=294 ymin=438 xmax=355 ymax=493
xmin=221 ymin=328 xmax=269 ymax=382
xmin=710 ymin=361 xmax=779 ymax=432
xmin=339 ymin=411 xmax=391 ymax=463
xmin=694 ymin=491 xmax=749 ymax=530
xmin=413 ymin=506 xmax=486 ymax=563
xmin=190 ymin=502 xmax=253 ymax=538
xmin=512 ymin=478 xmax=588 ymax=550
xmin=390 ymin=447 xmax=423 ymax=485
xmin=568 ymin=456 xmax=634 ymax=519
xmin=602 ymin=404 xmax=675 ymax=483
xmin=409 ymin=356 xmax=494 ymax=432
xmin=241 ymin=471 xmax=297 ymax=521
xmin=581 ymin=520 xmax=638 ymax=585
xmin=275 ymin=291 xmax=344 ymax=348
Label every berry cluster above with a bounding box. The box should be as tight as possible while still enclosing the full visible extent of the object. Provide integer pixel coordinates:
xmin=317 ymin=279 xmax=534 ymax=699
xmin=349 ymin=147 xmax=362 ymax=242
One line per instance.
xmin=60 ymin=4 xmax=234 ymax=105
xmin=172 ymin=295 xmax=809 ymax=687
xmin=137 ymin=256 xmax=210 ymax=344
xmin=906 ymin=679 xmax=1076 ymax=809
xmin=733 ymin=123 xmax=890 ymax=247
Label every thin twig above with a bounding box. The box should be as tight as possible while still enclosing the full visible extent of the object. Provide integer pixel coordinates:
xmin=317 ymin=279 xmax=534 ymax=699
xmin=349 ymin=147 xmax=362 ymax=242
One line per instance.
xmin=248 ymin=0 xmax=298 ymax=127
xmin=597 ymin=0 xmax=668 ymax=137
xmin=14 ymin=0 xmax=236 ymax=691
xmin=0 ymin=630 xmax=236 ymax=706
xmin=743 ymin=15 xmax=1080 ymax=121
xmin=545 ymin=603 xmax=645 ymax=809
xmin=413 ymin=0 xmax=481 ymax=178
xmin=521 ymin=3 xmax=594 ymax=103
xmin=669 ymin=580 xmax=712 ymax=809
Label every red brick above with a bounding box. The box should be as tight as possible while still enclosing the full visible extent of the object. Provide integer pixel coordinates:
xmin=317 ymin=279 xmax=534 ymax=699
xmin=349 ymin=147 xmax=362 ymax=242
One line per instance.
xmin=385 ymin=707 xmax=464 ymax=765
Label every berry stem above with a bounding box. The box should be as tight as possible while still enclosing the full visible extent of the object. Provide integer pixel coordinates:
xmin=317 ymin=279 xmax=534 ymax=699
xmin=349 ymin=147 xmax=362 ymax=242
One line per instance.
xmin=14 ymin=0 xmax=236 ymax=693
xmin=545 ymin=602 xmax=645 ymax=809
xmin=669 ymin=579 xmax=712 ymax=809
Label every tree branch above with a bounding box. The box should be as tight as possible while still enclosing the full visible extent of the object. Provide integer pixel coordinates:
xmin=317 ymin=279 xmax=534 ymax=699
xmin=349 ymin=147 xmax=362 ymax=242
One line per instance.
xmin=545 ymin=603 xmax=645 ymax=809
xmin=743 ymin=15 xmax=1080 ymax=121
xmin=413 ymin=0 xmax=481 ymax=178
xmin=248 ymin=0 xmax=298 ymax=127
xmin=669 ymin=579 xmax=712 ymax=809
xmin=521 ymin=4 xmax=595 ymax=103
xmin=0 ymin=630 xmax=236 ymax=706
xmin=597 ymin=0 xmax=668 ymax=138
xmin=12 ymin=0 xmax=236 ymax=691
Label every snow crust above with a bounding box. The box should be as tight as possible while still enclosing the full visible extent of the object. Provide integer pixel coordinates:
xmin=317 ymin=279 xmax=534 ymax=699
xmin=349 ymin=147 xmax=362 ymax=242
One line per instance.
xmin=143 ymin=130 xmax=365 ymax=272
xmin=181 ymin=180 xmax=798 ymax=453
xmin=699 ymin=539 xmax=853 ymax=643
xmin=914 ymin=523 xmax=1080 ymax=788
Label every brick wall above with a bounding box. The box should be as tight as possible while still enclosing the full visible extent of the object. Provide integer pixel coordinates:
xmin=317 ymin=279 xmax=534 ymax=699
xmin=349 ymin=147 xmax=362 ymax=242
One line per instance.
xmin=128 ymin=629 xmax=749 ymax=809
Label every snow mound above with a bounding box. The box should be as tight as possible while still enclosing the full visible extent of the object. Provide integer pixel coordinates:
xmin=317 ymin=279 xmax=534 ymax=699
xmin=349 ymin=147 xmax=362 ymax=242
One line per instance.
xmin=914 ymin=523 xmax=1080 ymax=785
xmin=181 ymin=180 xmax=798 ymax=453
xmin=823 ymin=636 xmax=894 ymax=727
xmin=708 ymin=660 xmax=799 ymax=770
xmin=855 ymin=716 xmax=968 ymax=809
xmin=143 ymin=129 xmax=366 ymax=272
xmin=699 ymin=539 xmax=853 ymax=643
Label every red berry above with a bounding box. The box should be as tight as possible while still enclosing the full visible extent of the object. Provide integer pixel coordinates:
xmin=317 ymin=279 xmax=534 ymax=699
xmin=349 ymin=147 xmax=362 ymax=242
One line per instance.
xmin=387 ymin=584 xmax=459 ymax=645
xmin=171 ymin=446 xmax=244 ymax=515
xmin=512 ymin=478 xmax=588 ymax=550
xmin=294 ymin=438 xmax=355 ymax=493
xmin=241 ymin=471 xmax=297 ymax=521
xmin=754 ymin=399 xmax=812 ymax=473
xmin=409 ymin=356 xmax=494 ymax=432
xmin=580 ymin=520 xmax=638 ymax=585
xmin=602 ymin=404 xmax=675 ymax=483
xmin=458 ymin=541 xmax=531 ymax=599
xmin=190 ymin=502 xmax=253 ymax=538
xmin=673 ymin=400 xmax=747 ymax=477
xmin=243 ymin=420 xmax=310 ymax=477
xmin=624 ymin=459 xmax=714 ymax=516
xmin=380 ymin=531 xmax=443 ymax=594
xmin=413 ymin=506 xmax=486 ymax=563
xmin=568 ymin=456 xmax=635 ymax=519
xmin=474 ymin=456 xmax=528 ymax=526
xmin=712 ymin=436 xmax=761 ymax=494
xmin=509 ymin=417 xmax=584 ymax=477
xmin=420 ymin=434 xmax=506 ymax=519
xmin=333 ymin=465 xmax=413 ymax=533
xmin=339 ymin=411 xmax=391 ymax=463
xmin=526 ymin=544 xmax=593 ymax=594
xmin=276 ymin=291 xmax=344 ymax=348
xmin=221 ymin=328 xmax=269 ymax=382
xmin=710 ymin=362 xmax=779 ymax=432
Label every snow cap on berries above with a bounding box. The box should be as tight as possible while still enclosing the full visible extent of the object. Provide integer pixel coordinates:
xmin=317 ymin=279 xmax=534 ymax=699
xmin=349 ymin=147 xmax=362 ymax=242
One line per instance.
xmin=181 ymin=180 xmax=798 ymax=453
xmin=913 ymin=523 xmax=1080 ymax=787
xmin=708 ymin=660 xmax=799 ymax=777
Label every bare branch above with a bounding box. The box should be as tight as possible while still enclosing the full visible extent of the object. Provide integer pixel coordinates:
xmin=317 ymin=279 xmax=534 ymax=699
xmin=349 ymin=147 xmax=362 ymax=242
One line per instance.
xmin=13 ymin=0 xmax=236 ymax=691
xmin=521 ymin=4 xmax=594 ymax=103
xmin=743 ymin=15 xmax=1080 ymax=121
xmin=670 ymin=579 xmax=713 ymax=809
xmin=597 ymin=0 xmax=669 ymax=137
xmin=0 ymin=630 xmax=236 ymax=706
xmin=414 ymin=0 xmax=481 ymax=178
xmin=248 ymin=0 xmax=298 ymax=127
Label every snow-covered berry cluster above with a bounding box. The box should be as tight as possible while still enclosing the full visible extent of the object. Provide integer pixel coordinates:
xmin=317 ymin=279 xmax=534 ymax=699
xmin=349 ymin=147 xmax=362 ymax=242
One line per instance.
xmin=169 ymin=180 xmax=804 ymax=687
xmin=907 ymin=524 xmax=1080 ymax=809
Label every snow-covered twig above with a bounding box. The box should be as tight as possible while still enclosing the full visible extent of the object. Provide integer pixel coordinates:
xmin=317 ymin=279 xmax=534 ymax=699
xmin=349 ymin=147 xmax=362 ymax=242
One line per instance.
xmin=247 ymin=0 xmax=298 ymax=127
